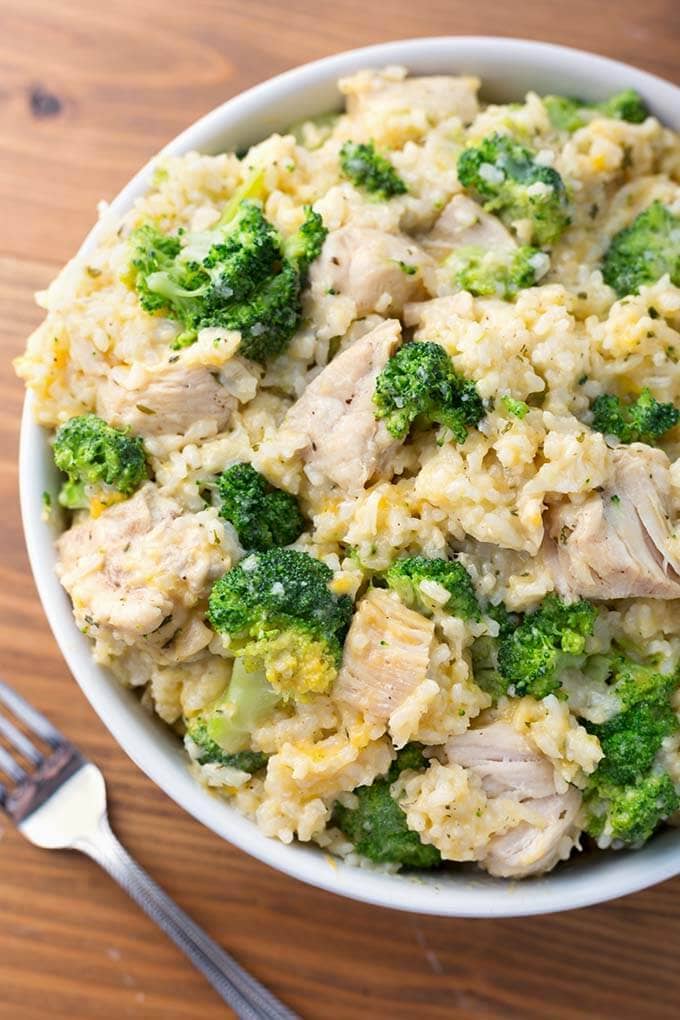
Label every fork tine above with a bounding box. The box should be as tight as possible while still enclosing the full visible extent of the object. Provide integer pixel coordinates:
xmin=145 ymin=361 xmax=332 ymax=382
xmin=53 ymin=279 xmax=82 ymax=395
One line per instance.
xmin=0 ymin=681 xmax=62 ymax=747
xmin=0 ymin=713 xmax=43 ymax=765
xmin=0 ymin=744 xmax=28 ymax=783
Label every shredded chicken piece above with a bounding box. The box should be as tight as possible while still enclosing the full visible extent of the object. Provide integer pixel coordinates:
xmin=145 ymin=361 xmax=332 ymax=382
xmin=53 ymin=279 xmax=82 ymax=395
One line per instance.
xmin=341 ymin=71 xmax=480 ymax=128
xmin=281 ymin=318 xmax=402 ymax=495
xmin=447 ymin=721 xmax=558 ymax=800
xmin=334 ymin=588 xmax=434 ymax=723
xmin=546 ymin=444 xmax=680 ymax=599
xmin=97 ymin=362 xmax=234 ymax=438
xmin=447 ymin=720 xmax=582 ymax=877
xmin=421 ymin=194 xmax=516 ymax=261
xmin=309 ymin=226 xmax=433 ymax=317
xmin=482 ymin=790 xmax=582 ymax=878
xmin=56 ymin=484 xmax=227 ymax=643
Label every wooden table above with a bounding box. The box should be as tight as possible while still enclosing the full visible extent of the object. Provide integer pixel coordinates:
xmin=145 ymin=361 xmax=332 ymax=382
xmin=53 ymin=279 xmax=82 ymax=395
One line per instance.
xmin=1 ymin=1 xmax=679 ymax=1016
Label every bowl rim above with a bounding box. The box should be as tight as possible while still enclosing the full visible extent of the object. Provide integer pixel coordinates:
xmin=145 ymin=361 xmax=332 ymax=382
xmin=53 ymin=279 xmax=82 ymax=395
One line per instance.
xmin=19 ymin=35 xmax=680 ymax=918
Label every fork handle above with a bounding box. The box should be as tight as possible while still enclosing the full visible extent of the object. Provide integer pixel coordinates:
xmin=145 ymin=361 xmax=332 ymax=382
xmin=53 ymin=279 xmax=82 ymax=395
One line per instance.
xmin=74 ymin=817 xmax=298 ymax=1020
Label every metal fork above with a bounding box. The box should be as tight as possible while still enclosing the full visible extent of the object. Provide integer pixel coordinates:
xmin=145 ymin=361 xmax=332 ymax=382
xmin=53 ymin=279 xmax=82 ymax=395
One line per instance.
xmin=0 ymin=679 xmax=298 ymax=1020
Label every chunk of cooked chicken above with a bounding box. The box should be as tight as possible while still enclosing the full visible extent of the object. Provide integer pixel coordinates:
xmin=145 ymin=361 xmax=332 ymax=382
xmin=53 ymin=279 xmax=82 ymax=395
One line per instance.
xmin=97 ymin=361 xmax=234 ymax=439
xmin=421 ymin=194 xmax=516 ymax=261
xmin=334 ymin=588 xmax=434 ymax=722
xmin=56 ymin=483 xmax=227 ymax=645
xmin=281 ymin=319 xmax=402 ymax=495
xmin=309 ymin=227 xmax=433 ymax=318
xmin=447 ymin=719 xmax=582 ymax=878
xmin=447 ymin=721 xmax=558 ymax=800
xmin=341 ymin=71 xmax=480 ymax=132
xmin=546 ymin=444 xmax=680 ymax=600
xmin=483 ymin=789 xmax=582 ymax=879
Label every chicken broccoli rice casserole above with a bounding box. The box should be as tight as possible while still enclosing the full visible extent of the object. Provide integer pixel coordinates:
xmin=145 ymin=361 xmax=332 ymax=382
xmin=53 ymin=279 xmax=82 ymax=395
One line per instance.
xmin=16 ymin=67 xmax=680 ymax=879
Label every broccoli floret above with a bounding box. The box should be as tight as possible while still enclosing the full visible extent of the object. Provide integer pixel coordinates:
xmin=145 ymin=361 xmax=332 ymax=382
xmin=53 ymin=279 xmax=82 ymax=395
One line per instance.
xmin=127 ymin=201 xmax=280 ymax=346
xmin=52 ymin=414 xmax=148 ymax=511
xmin=486 ymin=602 xmax=521 ymax=639
xmin=599 ymin=88 xmax=649 ymax=124
xmin=199 ymin=201 xmax=283 ymax=301
xmin=543 ymin=95 xmax=588 ymax=133
xmin=282 ymin=205 xmax=328 ymax=268
xmin=470 ymin=604 xmax=522 ymax=701
xmin=591 ymin=388 xmax=680 ymax=444
xmin=188 ymin=726 xmax=268 ymax=774
xmin=584 ymin=657 xmax=680 ymax=845
xmin=586 ymin=773 xmax=679 ymax=846
xmin=601 ymin=201 xmax=680 ymax=296
xmin=217 ymin=463 xmax=305 ymax=551
xmin=450 ymin=245 xmax=549 ymax=299
xmin=127 ymin=197 xmax=327 ymax=362
xmin=207 ymin=549 xmax=352 ymax=700
xmin=185 ymin=659 xmax=279 ymax=770
xmin=496 ymin=594 xmax=598 ymax=699
xmin=457 ymin=133 xmax=570 ymax=246
xmin=470 ymin=636 xmax=507 ymax=701
xmin=220 ymin=208 xmax=327 ymax=362
xmin=339 ymin=141 xmax=408 ymax=200
xmin=543 ymin=89 xmax=648 ymax=132
xmin=217 ymin=259 xmax=301 ymax=362
xmin=129 ymin=202 xmax=281 ymax=313
xmin=385 ymin=743 xmax=429 ymax=777
xmin=385 ymin=556 xmax=479 ymax=620
xmin=127 ymin=223 xmax=184 ymax=315
xmin=373 ymin=341 xmax=484 ymax=442
xmin=332 ymin=744 xmax=441 ymax=868
xmin=587 ymin=660 xmax=678 ymax=787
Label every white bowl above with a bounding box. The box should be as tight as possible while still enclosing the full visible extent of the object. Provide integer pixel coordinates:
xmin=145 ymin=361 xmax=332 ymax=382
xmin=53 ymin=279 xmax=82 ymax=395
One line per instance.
xmin=20 ymin=36 xmax=680 ymax=917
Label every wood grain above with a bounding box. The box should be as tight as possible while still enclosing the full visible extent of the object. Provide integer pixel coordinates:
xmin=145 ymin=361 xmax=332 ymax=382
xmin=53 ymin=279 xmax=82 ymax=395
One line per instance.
xmin=1 ymin=1 xmax=680 ymax=1017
